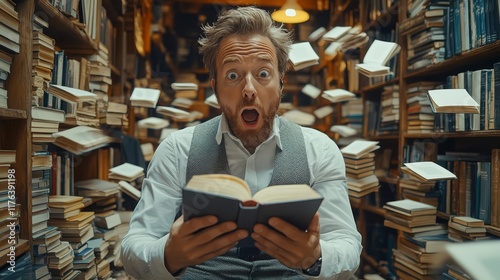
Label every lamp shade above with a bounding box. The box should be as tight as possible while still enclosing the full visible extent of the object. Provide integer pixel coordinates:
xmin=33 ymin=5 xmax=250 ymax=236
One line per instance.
xmin=271 ymin=0 xmax=310 ymax=24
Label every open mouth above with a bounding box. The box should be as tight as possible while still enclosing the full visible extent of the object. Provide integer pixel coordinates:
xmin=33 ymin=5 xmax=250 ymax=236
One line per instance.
xmin=241 ymin=109 xmax=259 ymax=125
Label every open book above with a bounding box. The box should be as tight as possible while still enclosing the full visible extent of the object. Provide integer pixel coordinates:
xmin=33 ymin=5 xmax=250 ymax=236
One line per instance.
xmin=182 ymin=174 xmax=323 ymax=246
xmin=355 ymin=39 xmax=400 ymax=77
xmin=321 ymin=89 xmax=356 ymax=103
xmin=402 ymin=161 xmax=457 ymax=182
xmin=340 ymin=139 xmax=380 ymax=159
xmin=130 ymin=87 xmax=161 ymax=108
xmin=427 ymin=89 xmax=480 ymax=114
xmin=288 ymin=42 xmax=319 ymax=71
xmin=445 ymin=240 xmax=500 ymax=280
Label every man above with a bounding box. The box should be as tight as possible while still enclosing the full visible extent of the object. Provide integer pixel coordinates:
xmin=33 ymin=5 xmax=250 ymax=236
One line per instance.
xmin=121 ymin=6 xmax=361 ymax=279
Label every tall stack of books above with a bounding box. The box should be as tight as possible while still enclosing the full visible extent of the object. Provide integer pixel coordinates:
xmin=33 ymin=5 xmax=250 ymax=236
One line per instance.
xmin=379 ymin=84 xmax=400 ymax=134
xmin=31 ymin=15 xmax=55 ymax=106
xmin=340 ymin=140 xmax=380 ymax=199
xmin=87 ymin=238 xmax=112 ymax=279
xmin=447 ymin=216 xmax=489 ymax=242
xmin=32 ymin=106 xmax=65 ymax=143
xmin=406 ymin=81 xmax=442 ymax=133
xmin=48 ymin=196 xmax=95 ymax=279
xmin=0 ymin=0 xmax=19 ymax=108
xmin=383 ymin=199 xmax=448 ymax=279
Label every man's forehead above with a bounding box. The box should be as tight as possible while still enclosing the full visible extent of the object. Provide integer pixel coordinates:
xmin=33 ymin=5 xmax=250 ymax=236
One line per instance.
xmin=217 ymin=34 xmax=277 ymax=63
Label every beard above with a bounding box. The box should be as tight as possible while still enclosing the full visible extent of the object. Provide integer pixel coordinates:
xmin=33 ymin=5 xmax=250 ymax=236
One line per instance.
xmin=220 ymin=97 xmax=280 ymax=153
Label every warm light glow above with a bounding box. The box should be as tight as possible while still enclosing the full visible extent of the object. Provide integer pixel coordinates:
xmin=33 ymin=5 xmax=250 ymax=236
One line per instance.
xmin=271 ymin=0 xmax=310 ymax=24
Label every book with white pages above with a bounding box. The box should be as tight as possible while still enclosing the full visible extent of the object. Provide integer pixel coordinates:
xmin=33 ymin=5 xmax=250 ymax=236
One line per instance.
xmin=171 ymin=82 xmax=198 ymax=91
xmin=321 ymin=89 xmax=356 ymax=103
xmin=171 ymin=97 xmax=193 ymax=109
xmin=330 ymin=125 xmax=357 ymax=137
xmin=130 ymin=87 xmax=161 ymax=108
xmin=355 ymin=39 xmax=400 ymax=77
xmin=282 ymin=110 xmax=315 ymax=126
xmin=308 ymin=27 xmax=327 ymax=41
xmin=313 ymin=106 xmax=334 ymax=119
xmin=427 ymin=89 xmax=480 ymax=114
xmin=340 ymin=139 xmax=380 ymax=159
xmin=137 ymin=117 xmax=170 ymax=130
xmin=156 ymin=106 xmax=190 ymax=118
xmin=322 ymin=26 xmax=352 ymax=41
xmin=52 ymin=126 xmax=114 ymax=155
xmin=445 ymin=240 xmax=500 ymax=280
xmin=402 ymin=161 xmax=457 ymax=182
xmin=109 ymin=162 xmax=144 ymax=181
xmin=48 ymin=84 xmax=97 ymax=103
xmin=324 ymin=42 xmax=341 ymax=60
xmin=301 ymin=84 xmax=321 ymax=99
xmin=204 ymin=94 xmax=220 ymax=109
xmin=118 ymin=180 xmax=141 ymax=200
xmin=347 ymin=174 xmax=379 ymax=191
xmin=288 ymin=42 xmax=319 ymax=71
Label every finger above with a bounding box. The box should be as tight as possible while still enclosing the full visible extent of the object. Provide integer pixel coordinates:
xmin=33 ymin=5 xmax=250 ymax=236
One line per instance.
xmin=307 ymin=212 xmax=320 ymax=233
xmin=266 ymin=217 xmax=309 ymax=242
xmin=181 ymin=215 xmax=219 ymax=235
xmin=192 ymin=229 xmax=247 ymax=260
xmin=253 ymin=239 xmax=297 ymax=268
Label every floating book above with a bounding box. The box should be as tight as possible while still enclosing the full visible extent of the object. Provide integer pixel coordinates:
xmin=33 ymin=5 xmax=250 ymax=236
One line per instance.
xmin=330 ymin=125 xmax=357 ymax=137
xmin=340 ymin=139 xmax=380 ymax=159
xmin=384 ymin=199 xmax=437 ymax=217
xmin=321 ymin=89 xmax=356 ymax=103
xmin=118 ymin=180 xmax=141 ymax=201
xmin=204 ymin=94 xmax=220 ymax=109
xmin=48 ymin=84 xmax=97 ymax=103
xmin=74 ymin=179 xmax=119 ymax=197
xmin=137 ymin=117 xmax=170 ymax=130
xmin=322 ymin=26 xmax=352 ymax=41
xmin=308 ymin=27 xmax=327 ymax=41
xmin=402 ymin=161 xmax=457 ymax=182
xmin=171 ymin=82 xmax=198 ymax=91
xmin=445 ymin=240 xmax=500 ymax=280
xmin=427 ymin=89 xmax=480 ymax=114
xmin=282 ymin=109 xmax=315 ymax=126
xmin=301 ymin=84 xmax=321 ymax=99
xmin=108 ymin=163 xmax=144 ymax=182
xmin=313 ymin=106 xmax=334 ymax=119
xmin=52 ymin=126 xmax=114 ymax=155
xmin=288 ymin=42 xmax=319 ymax=71
xmin=355 ymin=39 xmax=400 ymax=77
xmin=130 ymin=87 xmax=161 ymax=108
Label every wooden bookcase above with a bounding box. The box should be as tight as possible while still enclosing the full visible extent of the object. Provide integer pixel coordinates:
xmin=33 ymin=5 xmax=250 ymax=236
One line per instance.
xmin=0 ymin=0 xmax=132 ymax=264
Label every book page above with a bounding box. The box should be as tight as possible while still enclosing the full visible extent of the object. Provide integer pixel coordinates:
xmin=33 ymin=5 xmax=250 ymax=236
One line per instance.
xmin=253 ymin=184 xmax=321 ymax=204
xmin=186 ymin=174 xmax=251 ymax=202
xmin=427 ymin=89 xmax=480 ymax=113
xmin=363 ymin=40 xmax=400 ymax=65
xmin=404 ymin=161 xmax=457 ymax=180
xmin=446 ymin=240 xmax=500 ymax=280
xmin=340 ymin=140 xmax=379 ymax=157
xmin=288 ymin=42 xmax=319 ymax=66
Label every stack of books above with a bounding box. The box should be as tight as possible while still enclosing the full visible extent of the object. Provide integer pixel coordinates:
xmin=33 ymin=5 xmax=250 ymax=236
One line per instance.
xmin=383 ymin=199 xmax=447 ymax=279
xmin=31 ymin=28 xmax=55 ymax=106
xmin=93 ymin=210 xmax=123 ymax=265
xmin=0 ymin=0 xmax=19 ymax=107
xmin=108 ymin=163 xmax=144 ymax=202
xmin=47 ymin=196 xmax=95 ymax=279
xmin=47 ymin=84 xmax=100 ymax=127
xmin=447 ymin=216 xmax=488 ymax=242
xmin=31 ymin=106 xmax=65 ymax=143
xmin=100 ymin=101 xmax=128 ymax=127
xmin=340 ymin=140 xmax=380 ymax=198
xmin=171 ymin=82 xmax=199 ymax=99
xmin=406 ymin=81 xmax=442 ymax=133
xmin=89 ymin=42 xmax=112 ymax=102
xmin=87 ymin=238 xmax=112 ymax=279
xmin=379 ymin=84 xmax=399 ymax=134
xmin=400 ymin=161 xmax=457 ymax=207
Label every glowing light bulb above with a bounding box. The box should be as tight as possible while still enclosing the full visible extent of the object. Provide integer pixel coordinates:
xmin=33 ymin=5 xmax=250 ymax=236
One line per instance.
xmin=285 ymin=9 xmax=297 ymax=17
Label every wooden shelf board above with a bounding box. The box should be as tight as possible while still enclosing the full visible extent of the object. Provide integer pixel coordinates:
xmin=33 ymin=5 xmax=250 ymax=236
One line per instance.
xmin=404 ymin=130 xmax=500 ymax=138
xmin=367 ymin=134 xmax=399 ymax=140
xmin=36 ymin=0 xmax=98 ymax=54
xmin=363 ymin=204 xmax=386 ymax=217
xmin=360 ymin=77 xmax=399 ymax=94
xmin=404 ymin=41 xmax=500 ymax=79
xmin=0 ymin=108 xmax=27 ymax=119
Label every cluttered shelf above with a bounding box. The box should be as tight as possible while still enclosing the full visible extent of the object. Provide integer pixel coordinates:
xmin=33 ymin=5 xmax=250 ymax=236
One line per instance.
xmin=36 ymin=0 xmax=98 ymax=54
xmin=360 ymin=77 xmax=399 ymax=94
xmin=404 ymin=130 xmax=500 ymax=139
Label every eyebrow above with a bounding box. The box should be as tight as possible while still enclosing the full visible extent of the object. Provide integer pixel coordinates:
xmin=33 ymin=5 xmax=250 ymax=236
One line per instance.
xmin=221 ymin=53 xmax=273 ymax=65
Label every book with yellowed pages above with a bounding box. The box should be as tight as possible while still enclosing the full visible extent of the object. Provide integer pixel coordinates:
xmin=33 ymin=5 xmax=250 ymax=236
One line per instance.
xmin=340 ymin=140 xmax=379 ymax=159
xmin=321 ymin=89 xmax=356 ymax=103
xmin=383 ymin=199 xmax=437 ymax=217
xmin=118 ymin=180 xmax=141 ymax=201
xmin=129 ymin=87 xmax=161 ymax=108
xmin=109 ymin=163 xmax=144 ymax=182
xmin=183 ymin=174 xmax=323 ymax=247
xmin=427 ymin=89 xmax=480 ymax=114
xmin=52 ymin=126 xmax=114 ymax=155
xmin=47 ymin=84 xmax=97 ymax=103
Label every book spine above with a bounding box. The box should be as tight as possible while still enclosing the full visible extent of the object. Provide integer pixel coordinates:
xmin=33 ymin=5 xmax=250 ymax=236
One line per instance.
xmin=494 ymin=63 xmax=500 ymax=129
xmin=491 ymin=149 xmax=500 ymax=227
xmin=236 ymin=205 xmax=259 ymax=247
xmin=478 ymin=162 xmax=491 ymax=224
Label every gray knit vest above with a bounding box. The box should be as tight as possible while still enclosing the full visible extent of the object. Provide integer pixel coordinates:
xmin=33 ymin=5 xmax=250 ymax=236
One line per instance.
xmin=186 ymin=115 xmax=310 ymax=185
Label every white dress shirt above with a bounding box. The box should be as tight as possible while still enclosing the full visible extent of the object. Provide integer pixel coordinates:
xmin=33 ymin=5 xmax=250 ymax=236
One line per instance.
xmin=121 ymin=115 xmax=362 ymax=280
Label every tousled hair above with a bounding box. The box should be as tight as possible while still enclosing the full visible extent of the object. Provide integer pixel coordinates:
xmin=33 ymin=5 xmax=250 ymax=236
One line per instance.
xmin=198 ymin=6 xmax=293 ymax=80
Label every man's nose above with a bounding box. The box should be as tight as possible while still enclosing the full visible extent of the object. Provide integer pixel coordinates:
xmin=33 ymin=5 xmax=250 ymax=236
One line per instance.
xmin=242 ymin=74 xmax=256 ymax=99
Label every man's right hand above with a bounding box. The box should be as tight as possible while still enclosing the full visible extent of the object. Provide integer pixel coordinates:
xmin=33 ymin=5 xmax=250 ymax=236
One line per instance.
xmin=164 ymin=215 xmax=248 ymax=274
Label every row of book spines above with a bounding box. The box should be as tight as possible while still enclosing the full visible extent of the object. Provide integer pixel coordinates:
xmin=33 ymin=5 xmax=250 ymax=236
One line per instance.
xmin=434 ymin=150 xmax=499 ymax=227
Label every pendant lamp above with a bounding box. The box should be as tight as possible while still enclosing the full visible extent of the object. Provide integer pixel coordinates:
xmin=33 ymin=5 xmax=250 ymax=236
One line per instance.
xmin=271 ymin=0 xmax=310 ymax=24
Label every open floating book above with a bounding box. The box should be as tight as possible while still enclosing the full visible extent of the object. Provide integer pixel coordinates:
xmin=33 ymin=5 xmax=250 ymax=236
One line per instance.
xmin=130 ymin=87 xmax=161 ymax=108
xmin=183 ymin=174 xmax=323 ymax=246
xmin=340 ymin=139 xmax=380 ymax=159
xmin=48 ymin=84 xmax=97 ymax=103
xmin=52 ymin=126 xmax=114 ymax=155
xmin=282 ymin=109 xmax=315 ymax=126
xmin=402 ymin=161 xmax=457 ymax=182
xmin=427 ymin=89 xmax=480 ymax=114
xmin=288 ymin=42 xmax=319 ymax=71
xmin=321 ymin=89 xmax=356 ymax=103
xmin=301 ymin=84 xmax=322 ymax=99
xmin=355 ymin=39 xmax=400 ymax=77
xmin=171 ymin=82 xmax=198 ymax=91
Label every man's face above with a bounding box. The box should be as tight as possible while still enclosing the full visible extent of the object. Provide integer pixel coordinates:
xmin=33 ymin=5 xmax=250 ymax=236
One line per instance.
xmin=212 ymin=34 xmax=282 ymax=153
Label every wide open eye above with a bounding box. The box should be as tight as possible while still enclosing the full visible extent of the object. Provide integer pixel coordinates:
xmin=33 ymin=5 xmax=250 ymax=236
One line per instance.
xmin=226 ymin=71 xmax=239 ymax=80
xmin=258 ymin=69 xmax=270 ymax=78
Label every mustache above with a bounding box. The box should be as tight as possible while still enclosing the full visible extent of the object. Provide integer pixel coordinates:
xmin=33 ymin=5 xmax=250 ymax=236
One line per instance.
xmin=240 ymin=99 xmax=262 ymax=110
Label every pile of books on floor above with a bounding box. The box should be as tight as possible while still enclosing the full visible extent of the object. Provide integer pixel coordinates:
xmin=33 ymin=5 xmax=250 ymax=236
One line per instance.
xmin=340 ymin=140 xmax=380 ymax=199
xmin=383 ymin=199 xmax=448 ymax=279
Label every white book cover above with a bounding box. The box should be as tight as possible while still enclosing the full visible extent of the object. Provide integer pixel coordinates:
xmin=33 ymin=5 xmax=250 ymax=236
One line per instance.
xmin=130 ymin=87 xmax=161 ymax=108
xmin=308 ymin=27 xmax=326 ymax=41
xmin=340 ymin=139 xmax=380 ymax=158
xmin=109 ymin=163 xmax=144 ymax=178
xmin=282 ymin=109 xmax=315 ymax=126
xmin=137 ymin=117 xmax=170 ymax=130
xmin=204 ymin=94 xmax=220 ymax=109
xmin=403 ymin=161 xmax=457 ymax=181
xmin=427 ymin=89 xmax=480 ymax=114
xmin=322 ymin=26 xmax=352 ymax=41
xmin=322 ymin=89 xmax=356 ymax=103
xmin=288 ymin=42 xmax=319 ymax=68
xmin=301 ymin=84 xmax=321 ymax=99
xmin=313 ymin=105 xmax=334 ymax=119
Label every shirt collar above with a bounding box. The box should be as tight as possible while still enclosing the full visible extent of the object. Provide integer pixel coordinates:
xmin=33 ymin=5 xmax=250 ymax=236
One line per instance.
xmin=215 ymin=114 xmax=283 ymax=150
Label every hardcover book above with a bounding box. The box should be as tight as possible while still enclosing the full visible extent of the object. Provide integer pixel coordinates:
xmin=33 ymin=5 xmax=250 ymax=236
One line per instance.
xmin=182 ymin=174 xmax=323 ymax=247
xmin=355 ymin=39 xmax=400 ymax=77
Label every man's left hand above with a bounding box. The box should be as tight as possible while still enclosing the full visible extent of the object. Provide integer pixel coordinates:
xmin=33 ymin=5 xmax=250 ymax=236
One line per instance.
xmin=251 ymin=212 xmax=321 ymax=269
